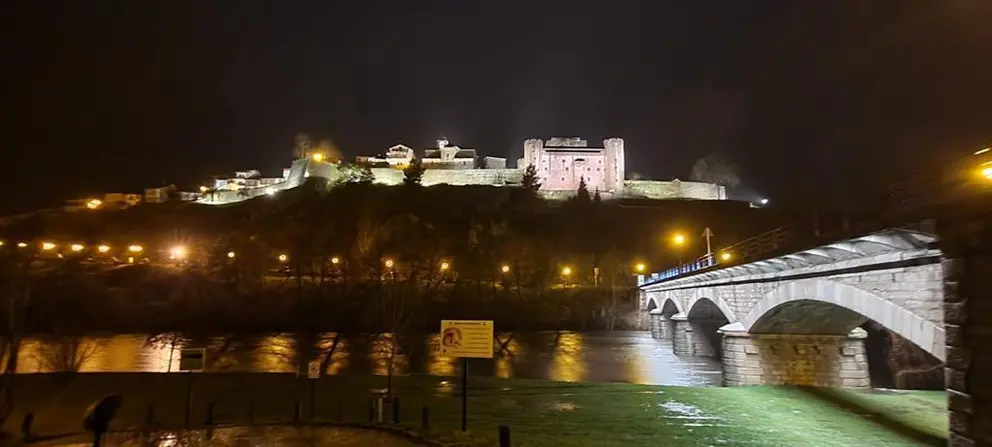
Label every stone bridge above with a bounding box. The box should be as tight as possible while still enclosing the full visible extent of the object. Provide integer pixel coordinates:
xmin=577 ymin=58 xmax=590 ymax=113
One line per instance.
xmin=639 ymin=228 xmax=943 ymax=389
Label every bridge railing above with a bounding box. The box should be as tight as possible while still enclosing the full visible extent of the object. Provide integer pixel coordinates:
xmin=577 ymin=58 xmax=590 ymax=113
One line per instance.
xmin=641 ymin=148 xmax=992 ymax=286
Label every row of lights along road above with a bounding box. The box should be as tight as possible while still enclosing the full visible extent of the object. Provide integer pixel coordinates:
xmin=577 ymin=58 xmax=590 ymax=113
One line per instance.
xmin=1 ymin=240 xmax=650 ymax=277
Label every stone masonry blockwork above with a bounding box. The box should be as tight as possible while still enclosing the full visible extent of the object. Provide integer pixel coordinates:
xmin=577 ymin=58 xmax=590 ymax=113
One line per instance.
xmin=721 ymin=332 xmax=870 ymax=388
xmin=938 ymin=199 xmax=992 ymax=447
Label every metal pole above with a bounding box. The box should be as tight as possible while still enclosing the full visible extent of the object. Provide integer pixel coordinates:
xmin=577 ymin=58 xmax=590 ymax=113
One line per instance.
xmin=461 ymin=358 xmax=468 ymax=431
xmin=309 ymin=380 xmax=315 ymax=423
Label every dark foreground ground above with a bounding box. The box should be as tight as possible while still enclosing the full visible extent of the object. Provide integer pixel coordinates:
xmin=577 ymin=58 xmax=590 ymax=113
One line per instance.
xmin=2 ymin=373 xmax=947 ymax=446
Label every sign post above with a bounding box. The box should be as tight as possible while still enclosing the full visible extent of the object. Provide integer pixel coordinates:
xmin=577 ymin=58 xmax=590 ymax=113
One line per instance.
xmin=307 ymin=361 xmax=320 ymax=422
xmin=439 ymin=320 xmax=493 ymax=431
xmin=178 ymin=348 xmax=205 ymax=428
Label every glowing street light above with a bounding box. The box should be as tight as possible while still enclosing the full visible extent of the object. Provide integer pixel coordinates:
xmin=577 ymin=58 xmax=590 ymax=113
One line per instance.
xmin=128 ymin=244 xmax=144 ymax=254
xmin=720 ymin=252 xmax=732 ymax=261
xmin=759 ymin=198 xmax=769 ymax=205
xmin=278 ymin=254 xmax=289 ymax=263
xmin=0 ymin=241 xmax=4 ymax=247
xmin=227 ymin=251 xmax=236 ymax=258
xmin=635 ymin=262 xmax=647 ymax=273
xmin=501 ymin=264 xmax=511 ymax=274
xmin=98 ymin=244 xmax=111 ymax=254
xmin=41 ymin=242 xmax=56 ymax=251
xmin=331 ymin=256 xmax=340 ymax=265
xmin=561 ymin=266 xmax=572 ymax=277
xmin=86 ymin=199 xmax=103 ymax=210
xmin=384 ymin=258 xmax=395 ymax=269
xmin=127 ymin=256 xmax=135 ymax=264
xmin=70 ymin=243 xmax=85 ymax=253
xmin=17 ymin=242 xmax=27 ymax=248
xmin=672 ymin=234 xmax=686 ymax=246
xmin=440 ymin=261 xmax=450 ymax=272
xmin=169 ymin=245 xmax=187 ymax=260
xmin=199 ymin=186 xmax=210 ymax=193
xmin=311 ymin=153 xmax=325 ymax=162
xmin=982 ymin=166 xmax=992 ymax=181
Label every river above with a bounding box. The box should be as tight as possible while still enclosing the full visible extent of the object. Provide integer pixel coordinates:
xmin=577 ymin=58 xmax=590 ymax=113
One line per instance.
xmin=13 ymin=331 xmax=723 ymax=386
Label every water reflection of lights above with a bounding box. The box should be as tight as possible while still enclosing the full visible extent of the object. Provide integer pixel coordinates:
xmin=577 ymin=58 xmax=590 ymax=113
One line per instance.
xmin=316 ymin=333 xmax=350 ymax=375
xmin=493 ymin=335 xmax=522 ymax=379
xmin=255 ymin=334 xmax=297 ymax=372
xmin=549 ymin=332 xmax=586 ymax=383
xmin=370 ymin=334 xmax=408 ymax=376
xmin=426 ymin=334 xmax=455 ymax=377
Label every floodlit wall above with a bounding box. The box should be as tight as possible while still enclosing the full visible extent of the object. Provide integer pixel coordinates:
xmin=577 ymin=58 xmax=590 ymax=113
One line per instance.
xmin=623 ymin=180 xmax=726 ymax=200
xmin=370 ymin=168 xmax=523 ymax=186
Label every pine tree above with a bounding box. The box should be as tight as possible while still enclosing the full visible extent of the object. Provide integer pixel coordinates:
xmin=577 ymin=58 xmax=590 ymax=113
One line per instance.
xmin=403 ymin=158 xmax=425 ymax=186
xmin=521 ymin=164 xmax=541 ymax=192
xmin=575 ymin=177 xmax=591 ymax=203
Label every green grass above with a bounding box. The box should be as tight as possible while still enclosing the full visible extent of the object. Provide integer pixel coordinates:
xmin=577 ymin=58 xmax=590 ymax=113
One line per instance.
xmin=3 ymin=373 xmax=946 ymax=446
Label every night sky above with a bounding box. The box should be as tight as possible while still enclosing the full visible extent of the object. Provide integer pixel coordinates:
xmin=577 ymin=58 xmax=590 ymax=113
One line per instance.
xmin=4 ymin=1 xmax=992 ymax=214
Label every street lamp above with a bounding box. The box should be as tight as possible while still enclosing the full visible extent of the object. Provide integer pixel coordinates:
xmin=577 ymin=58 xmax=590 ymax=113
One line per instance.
xmin=720 ymin=252 xmax=732 ymax=262
xmin=86 ymin=199 xmax=103 ymax=210
xmin=128 ymin=244 xmax=144 ymax=254
xmin=384 ymin=258 xmax=394 ymax=269
xmin=671 ymin=233 xmax=686 ymax=265
xmin=70 ymin=243 xmax=84 ymax=253
xmin=17 ymin=242 xmax=27 ymax=248
xmin=311 ymin=153 xmax=325 ymax=162
xmin=278 ymin=254 xmax=289 ymax=263
xmin=170 ymin=245 xmax=187 ymax=260
xmin=982 ymin=166 xmax=992 ymax=181
xmin=501 ymin=264 xmax=511 ymax=274
xmin=635 ymin=262 xmax=646 ymax=273
xmin=561 ymin=266 xmax=572 ymax=277
xmin=331 ymin=256 xmax=340 ymax=265
xmin=41 ymin=242 xmax=56 ymax=251
xmin=98 ymin=244 xmax=111 ymax=254
xmin=227 ymin=251 xmax=236 ymax=259
xmin=440 ymin=261 xmax=450 ymax=272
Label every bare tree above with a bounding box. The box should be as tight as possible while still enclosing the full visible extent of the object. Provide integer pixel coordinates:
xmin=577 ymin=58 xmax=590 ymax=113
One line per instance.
xmin=690 ymin=153 xmax=741 ymax=187
xmin=33 ymin=336 xmax=102 ymax=373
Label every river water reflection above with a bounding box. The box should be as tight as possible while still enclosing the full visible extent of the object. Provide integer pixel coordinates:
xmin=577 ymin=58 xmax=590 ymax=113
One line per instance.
xmin=14 ymin=331 xmax=722 ymax=386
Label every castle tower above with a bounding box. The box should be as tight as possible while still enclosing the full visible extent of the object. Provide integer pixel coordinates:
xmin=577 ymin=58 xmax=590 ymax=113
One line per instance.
xmin=522 ymin=138 xmax=543 ymax=169
xmin=603 ymin=138 xmax=625 ymax=192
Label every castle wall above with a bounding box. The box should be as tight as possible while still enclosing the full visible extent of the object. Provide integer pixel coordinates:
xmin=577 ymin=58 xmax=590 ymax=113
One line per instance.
xmin=370 ymin=168 xmax=523 ymax=186
xmin=623 ymin=180 xmax=726 ymax=200
xmin=542 ymin=153 xmax=609 ymax=192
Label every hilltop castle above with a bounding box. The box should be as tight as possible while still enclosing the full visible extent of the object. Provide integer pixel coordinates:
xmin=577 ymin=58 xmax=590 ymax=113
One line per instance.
xmin=197 ymin=136 xmax=727 ymax=204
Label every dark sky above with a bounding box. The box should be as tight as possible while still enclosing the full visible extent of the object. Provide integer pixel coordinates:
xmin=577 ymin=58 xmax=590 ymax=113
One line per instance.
xmin=4 ymin=1 xmax=992 ymax=214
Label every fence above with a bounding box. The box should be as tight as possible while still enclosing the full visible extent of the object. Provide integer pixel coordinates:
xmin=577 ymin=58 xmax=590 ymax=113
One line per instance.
xmin=640 ymin=149 xmax=992 ymax=286
xmin=12 ymin=372 xmax=653 ymax=446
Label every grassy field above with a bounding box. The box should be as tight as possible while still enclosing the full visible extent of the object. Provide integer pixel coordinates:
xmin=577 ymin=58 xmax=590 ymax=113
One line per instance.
xmin=3 ymin=373 xmax=946 ymax=446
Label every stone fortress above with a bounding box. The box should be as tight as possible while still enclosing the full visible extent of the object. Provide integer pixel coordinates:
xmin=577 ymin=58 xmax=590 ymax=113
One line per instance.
xmin=197 ymin=136 xmax=727 ymax=205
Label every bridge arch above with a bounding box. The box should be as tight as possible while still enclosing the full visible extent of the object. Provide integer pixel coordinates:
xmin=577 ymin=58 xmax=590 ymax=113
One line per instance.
xmin=741 ymin=278 xmax=945 ymax=361
xmin=685 ymin=293 xmax=736 ymax=323
xmin=645 ymin=296 xmax=683 ymax=316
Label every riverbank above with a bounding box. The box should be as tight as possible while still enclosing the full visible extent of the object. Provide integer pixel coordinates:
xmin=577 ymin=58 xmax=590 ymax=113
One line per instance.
xmin=3 ymin=373 xmax=945 ymax=446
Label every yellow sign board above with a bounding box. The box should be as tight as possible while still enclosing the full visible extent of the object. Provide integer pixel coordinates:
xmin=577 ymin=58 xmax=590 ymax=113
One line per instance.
xmin=439 ymin=320 xmax=494 ymax=358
